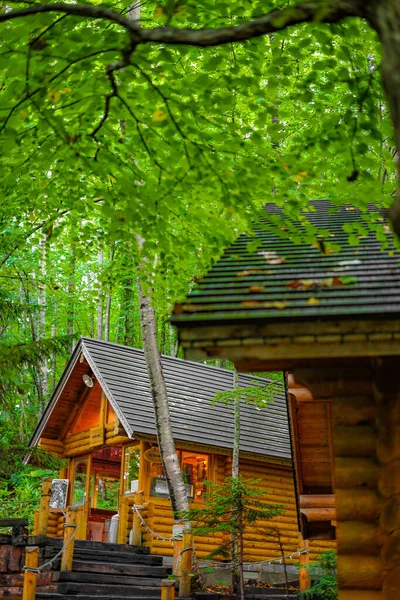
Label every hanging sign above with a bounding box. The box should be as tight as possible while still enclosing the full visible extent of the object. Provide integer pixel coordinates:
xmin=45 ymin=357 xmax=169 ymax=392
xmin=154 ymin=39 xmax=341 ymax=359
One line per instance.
xmin=144 ymin=447 xmax=162 ymax=463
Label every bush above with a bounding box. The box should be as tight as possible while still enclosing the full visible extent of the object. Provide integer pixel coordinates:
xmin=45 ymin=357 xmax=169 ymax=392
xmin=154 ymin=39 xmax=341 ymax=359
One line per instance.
xmin=305 ymin=549 xmax=337 ymax=600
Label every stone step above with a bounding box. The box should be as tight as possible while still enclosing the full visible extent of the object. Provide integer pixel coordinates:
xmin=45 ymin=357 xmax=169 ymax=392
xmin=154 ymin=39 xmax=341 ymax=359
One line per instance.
xmin=56 ymin=582 xmax=163 ymax=596
xmin=37 ymin=595 xmax=162 ymax=600
xmin=44 ymin=538 xmax=150 ymax=554
xmin=71 ymin=559 xmax=171 ymax=578
xmin=53 ymin=570 xmax=166 ymax=587
xmin=43 ymin=546 xmax=163 ymax=566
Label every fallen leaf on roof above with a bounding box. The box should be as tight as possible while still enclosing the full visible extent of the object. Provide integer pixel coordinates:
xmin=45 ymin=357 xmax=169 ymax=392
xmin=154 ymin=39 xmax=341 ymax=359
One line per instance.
xmin=241 ymin=301 xmax=261 ymax=308
xmin=384 ymin=224 xmax=391 ymax=233
xmin=345 ymin=206 xmax=356 ymax=211
xmin=173 ymin=304 xmax=183 ymax=315
xmin=258 ymin=251 xmax=286 ymax=265
xmin=248 ymin=285 xmax=264 ymax=293
xmin=273 ymin=301 xmax=288 ymax=309
xmin=237 ymin=269 xmax=271 ymax=277
xmin=308 ymin=297 xmax=320 ymax=305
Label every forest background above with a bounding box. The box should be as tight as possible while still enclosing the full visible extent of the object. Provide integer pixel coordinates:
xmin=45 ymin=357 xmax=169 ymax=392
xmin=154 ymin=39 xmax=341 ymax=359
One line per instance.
xmin=0 ymin=0 xmax=398 ymax=521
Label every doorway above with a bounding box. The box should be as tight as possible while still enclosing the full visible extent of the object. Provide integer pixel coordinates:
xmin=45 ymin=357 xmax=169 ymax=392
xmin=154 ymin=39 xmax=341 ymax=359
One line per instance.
xmin=70 ymin=447 xmax=122 ymax=541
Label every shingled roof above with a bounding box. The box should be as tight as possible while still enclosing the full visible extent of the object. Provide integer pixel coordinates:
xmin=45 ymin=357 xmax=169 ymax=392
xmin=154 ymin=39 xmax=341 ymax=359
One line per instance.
xmin=30 ymin=338 xmax=291 ymax=460
xmin=172 ymin=200 xmax=398 ymax=325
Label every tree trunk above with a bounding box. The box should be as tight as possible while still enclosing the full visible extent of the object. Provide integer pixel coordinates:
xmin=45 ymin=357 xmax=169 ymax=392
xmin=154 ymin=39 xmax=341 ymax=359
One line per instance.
xmin=137 ymin=278 xmax=189 ymax=515
xmin=369 ymin=1 xmax=400 ymax=234
xmin=231 ymin=368 xmax=241 ymax=593
xmin=104 ymin=249 xmax=114 ymax=342
xmin=38 ymin=232 xmax=48 ymax=400
xmin=96 ymin=250 xmax=104 ymax=340
xmin=67 ymin=242 xmax=76 ymax=352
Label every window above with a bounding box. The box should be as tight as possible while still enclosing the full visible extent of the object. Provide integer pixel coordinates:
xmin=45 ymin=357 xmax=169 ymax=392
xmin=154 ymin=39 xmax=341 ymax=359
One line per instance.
xmin=72 ymin=459 xmax=88 ymax=507
xmin=149 ymin=448 xmax=209 ymax=500
xmin=123 ymin=445 xmax=141 ymax=495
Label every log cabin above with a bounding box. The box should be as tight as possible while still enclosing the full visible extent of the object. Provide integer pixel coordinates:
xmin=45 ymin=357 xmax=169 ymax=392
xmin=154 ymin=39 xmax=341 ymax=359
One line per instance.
xmin=28 ymin=337 xmax=331 ymax=563
xmin=172 ymin=199 xmax=400 ymax=599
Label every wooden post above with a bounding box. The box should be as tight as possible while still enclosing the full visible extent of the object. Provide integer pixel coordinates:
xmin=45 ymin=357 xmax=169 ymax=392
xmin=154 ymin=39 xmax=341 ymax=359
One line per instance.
xmin=22 ymin=546 xmax=39 ymax=600
xmin=298 ymin=536 xmax=311 ymax=593
xmin=37 ymin=477 xmax=52 ymax=537
xmin=75 ymin=506 xmax=86 ymax=540
xmin=161 ymin=579 xmax=176 ymax=600
xmin=178 ymin=531 xmax=193 ymax=598
xmin=131 ymin=493 xmax=144 ymax=546
xmin=61 ymin=507 xmax=77 ymax=572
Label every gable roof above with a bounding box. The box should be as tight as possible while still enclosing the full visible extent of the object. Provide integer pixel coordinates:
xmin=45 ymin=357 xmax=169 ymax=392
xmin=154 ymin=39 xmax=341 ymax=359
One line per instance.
xmin=30 ymin=337 xmax=291 ymax=460
xmin=171 ymin=200 xmax=399 ymax=326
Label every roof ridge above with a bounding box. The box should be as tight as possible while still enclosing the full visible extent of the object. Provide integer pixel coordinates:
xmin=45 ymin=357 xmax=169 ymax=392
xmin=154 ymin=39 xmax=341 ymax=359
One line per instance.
xmin=80 ymin=337 xmax=281 ymax=387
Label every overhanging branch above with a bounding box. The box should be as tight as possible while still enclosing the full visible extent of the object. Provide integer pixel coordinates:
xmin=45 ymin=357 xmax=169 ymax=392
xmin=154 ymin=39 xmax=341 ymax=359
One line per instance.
xmin=0 ymin=1 xmax=364 ymax=47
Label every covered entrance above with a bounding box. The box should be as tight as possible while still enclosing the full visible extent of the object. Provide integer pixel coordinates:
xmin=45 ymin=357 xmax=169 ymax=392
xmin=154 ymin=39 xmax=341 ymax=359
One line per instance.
xmin=70 ymin=446 xmax=124 ymax=541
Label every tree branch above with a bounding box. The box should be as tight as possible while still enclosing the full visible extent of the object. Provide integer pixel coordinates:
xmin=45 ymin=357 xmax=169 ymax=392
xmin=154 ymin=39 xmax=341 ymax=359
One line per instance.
xmin=0 ymin=1 xmax=364 ymax=47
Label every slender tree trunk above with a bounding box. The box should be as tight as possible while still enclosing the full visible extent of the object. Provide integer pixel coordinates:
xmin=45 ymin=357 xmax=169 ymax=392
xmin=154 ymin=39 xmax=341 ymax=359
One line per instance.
xmin=122 ymin=279 xmax=135 ymax=346
xmin=67 ymin=242 xmax=76 ymax=352
xmin=38 ymin=232 xmax=48 ymax=399
xmin=97 ymin=250 xmax=104 ymax=340
xmin=137 ymin=277 xmax=189 ymax=515
xmin=104 ymin=249 xmax=114 ymax=342
xmin=231 ymin=368 xmax=241 ymax=593
xmin=169 ymin=323 xmax=178 ymax=357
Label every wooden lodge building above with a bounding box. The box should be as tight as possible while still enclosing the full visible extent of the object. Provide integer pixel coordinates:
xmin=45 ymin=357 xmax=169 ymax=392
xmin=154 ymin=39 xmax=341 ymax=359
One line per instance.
xmin=27 ymin=337 xmax=331 ymax=563
xmin=172 ymin=199 xmax=400 ymax=599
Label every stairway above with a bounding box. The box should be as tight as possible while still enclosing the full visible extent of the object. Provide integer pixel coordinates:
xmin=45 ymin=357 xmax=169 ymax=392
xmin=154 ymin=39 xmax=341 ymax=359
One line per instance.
xmin=36 ymin=539 xmax=172 ymax=600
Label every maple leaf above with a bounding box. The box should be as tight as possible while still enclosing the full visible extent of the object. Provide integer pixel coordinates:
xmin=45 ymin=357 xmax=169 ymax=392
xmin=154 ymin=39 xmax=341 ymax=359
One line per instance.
xmin=258 ymin=251 xmax=286 ymax=265
xmin=248 ymin=285 xmax=264 ymax=293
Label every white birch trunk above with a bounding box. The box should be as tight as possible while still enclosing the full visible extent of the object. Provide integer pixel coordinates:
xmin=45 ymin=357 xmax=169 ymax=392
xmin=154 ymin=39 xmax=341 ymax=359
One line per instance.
xmin=38 ymin=232 xmax=48 ymax=399
xmin=67 ymin=242 xmax=76 ymax=352
xmin=96 ymin=250 xmax=104 ymax=340
xmin=137 ymin=277 xmax=189 ymax=515
xmin=104 ymin=249 xmax=114 ymax=342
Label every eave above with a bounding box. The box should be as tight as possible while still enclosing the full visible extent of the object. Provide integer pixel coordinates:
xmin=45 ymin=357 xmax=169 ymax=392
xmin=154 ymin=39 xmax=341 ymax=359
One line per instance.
xmin=178 ymin=317 xmax=400 ymax=371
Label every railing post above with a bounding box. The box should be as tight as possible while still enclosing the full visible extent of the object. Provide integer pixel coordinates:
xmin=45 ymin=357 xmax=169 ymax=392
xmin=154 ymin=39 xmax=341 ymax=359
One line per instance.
xmin=298 ymin=536 xmax=311 ymax=593
xmin=131 ymin=493 xmax=144 ymax=546
xmin=37 ymin=477 xmax=52 ymax=537
xmin=178 ymin=531 xmax=193 ymax=598
xmin=161 ymin=579 xmax=176 ymax=600
xmin=61 ymin=507 xmax=77 ymax=572
xmin=22 ymin=546 xmax=39 ymax=600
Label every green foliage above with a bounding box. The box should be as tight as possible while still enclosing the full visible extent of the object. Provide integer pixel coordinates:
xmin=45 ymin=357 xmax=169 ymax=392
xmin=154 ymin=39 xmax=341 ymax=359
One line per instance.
xmin=177 ymin=476 xmax=285 ymax=559
xmin=213 ymin=381 xmax=279 ymax=409
xmin=305 ymin=550 xmax=338 ymax=600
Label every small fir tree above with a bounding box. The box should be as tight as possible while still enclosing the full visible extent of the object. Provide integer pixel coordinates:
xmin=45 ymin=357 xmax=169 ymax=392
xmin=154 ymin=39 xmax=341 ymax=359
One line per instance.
xmin=178 ymin=476 xmax=285 ymax=599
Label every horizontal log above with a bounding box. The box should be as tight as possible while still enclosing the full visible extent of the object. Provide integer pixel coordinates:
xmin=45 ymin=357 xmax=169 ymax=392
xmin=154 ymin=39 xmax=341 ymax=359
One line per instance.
xmin=64 ymin=430 xmax=91 ymax=443
xmin=337 ymin=556 xmax=385 ymax=590
xmin=105 ymin=421 xmax=118 ymax=432
xmin=300 ymin=494 xmax=335 ymax=509
xmin=336 ymin=522 xmax=382 ymax=555
xmin=335 ymin=458 xmax=378 ymax=489
xmin=105 ymin=428 xmax=125 ymax=440
xmin=105 ymin=435 xmax=130 ymax=446
xmin=301 ymin=508 xmax=336 ymax=522
xmin=64 ymin=448 xmax=91 ymax=458
xmin=333 ymin=426 xmax=376 ymax=457
xmin=64 ymin=437 xmax=91 ymax=451
xmin=336 ymin=489 xmax=380 ymax=522
xmin=332 ymin=398 xmax=376 ymax=427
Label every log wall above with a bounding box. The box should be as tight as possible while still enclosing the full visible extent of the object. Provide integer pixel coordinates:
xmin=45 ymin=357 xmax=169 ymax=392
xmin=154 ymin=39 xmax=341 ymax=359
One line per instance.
xmin=118 ymin=455 xmax=335 ymax=563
